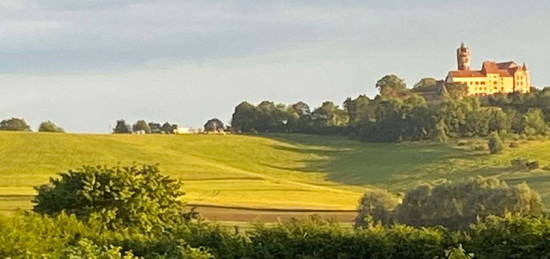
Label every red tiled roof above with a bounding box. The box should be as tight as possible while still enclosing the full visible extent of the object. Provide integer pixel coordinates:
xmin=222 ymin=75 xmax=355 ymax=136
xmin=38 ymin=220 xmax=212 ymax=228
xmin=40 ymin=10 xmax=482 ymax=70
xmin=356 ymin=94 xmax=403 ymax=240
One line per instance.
xmin=482 ymin=61 xmax=500 ymax=73
xmin=448 ymin=60 xmax=527 ymax=78
xmin=448 ymin=70 xmax=485 ymax=77
xmin=496 ymin=61 xmax=517 ymax=69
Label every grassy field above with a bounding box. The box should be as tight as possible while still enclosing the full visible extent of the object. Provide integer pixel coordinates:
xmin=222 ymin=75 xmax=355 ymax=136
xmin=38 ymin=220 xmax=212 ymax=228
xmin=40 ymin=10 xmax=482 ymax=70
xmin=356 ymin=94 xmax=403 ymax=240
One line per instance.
xmin=1 ymin=132 xmax=550 ymax=217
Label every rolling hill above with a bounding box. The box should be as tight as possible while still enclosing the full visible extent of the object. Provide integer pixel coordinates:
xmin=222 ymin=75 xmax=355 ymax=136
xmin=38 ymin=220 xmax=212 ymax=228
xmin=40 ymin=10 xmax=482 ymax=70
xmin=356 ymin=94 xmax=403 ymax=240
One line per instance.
xmin=1 ymin=132 xmax=550 ymax=216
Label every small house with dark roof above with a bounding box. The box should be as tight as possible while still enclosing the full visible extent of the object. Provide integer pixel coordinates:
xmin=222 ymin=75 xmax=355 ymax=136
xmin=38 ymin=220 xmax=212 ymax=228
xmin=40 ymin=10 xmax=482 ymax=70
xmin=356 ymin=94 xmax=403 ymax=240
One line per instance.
xmin=445 ymin=43 xmax=531 ymax=96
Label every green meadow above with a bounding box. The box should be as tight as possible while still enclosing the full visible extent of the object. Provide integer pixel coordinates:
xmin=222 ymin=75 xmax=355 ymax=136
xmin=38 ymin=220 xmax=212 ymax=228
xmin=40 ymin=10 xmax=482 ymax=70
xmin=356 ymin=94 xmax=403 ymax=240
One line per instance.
xmin=1 ymin=131 xmax=550 ymax=215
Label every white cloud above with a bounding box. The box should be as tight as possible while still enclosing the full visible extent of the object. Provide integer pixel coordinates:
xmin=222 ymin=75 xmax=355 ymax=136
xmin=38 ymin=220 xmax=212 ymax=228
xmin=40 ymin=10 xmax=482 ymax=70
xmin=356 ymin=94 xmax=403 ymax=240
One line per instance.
xmin=0 ymin=0 xmax=549 ymax=132
xmin=0 ymin=0 xmax=31 ymax=10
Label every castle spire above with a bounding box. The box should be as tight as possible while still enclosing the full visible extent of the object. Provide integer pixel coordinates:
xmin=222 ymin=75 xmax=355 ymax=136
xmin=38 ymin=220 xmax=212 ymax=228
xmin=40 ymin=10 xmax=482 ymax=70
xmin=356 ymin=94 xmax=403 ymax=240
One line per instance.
xmin=456 ymin=43 xmax=471 ymax=71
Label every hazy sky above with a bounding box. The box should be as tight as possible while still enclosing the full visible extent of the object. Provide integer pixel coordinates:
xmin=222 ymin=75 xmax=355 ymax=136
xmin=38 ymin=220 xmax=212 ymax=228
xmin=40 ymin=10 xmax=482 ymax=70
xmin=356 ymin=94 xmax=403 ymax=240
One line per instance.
xmin=1 ymin=0 xmax=549 ymax=132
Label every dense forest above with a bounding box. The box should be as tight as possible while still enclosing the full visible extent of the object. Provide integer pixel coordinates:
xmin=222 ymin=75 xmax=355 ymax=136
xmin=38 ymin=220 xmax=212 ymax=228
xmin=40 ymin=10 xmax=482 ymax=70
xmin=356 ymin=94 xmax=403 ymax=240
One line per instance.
xmin=231 ymin=75 xmax=550 ymax=142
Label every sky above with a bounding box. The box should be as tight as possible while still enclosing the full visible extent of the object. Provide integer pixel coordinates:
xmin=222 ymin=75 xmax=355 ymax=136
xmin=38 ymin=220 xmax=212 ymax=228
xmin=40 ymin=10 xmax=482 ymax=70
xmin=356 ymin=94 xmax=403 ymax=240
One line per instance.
xmin=1 ymin=0 xmax=550 ymax=133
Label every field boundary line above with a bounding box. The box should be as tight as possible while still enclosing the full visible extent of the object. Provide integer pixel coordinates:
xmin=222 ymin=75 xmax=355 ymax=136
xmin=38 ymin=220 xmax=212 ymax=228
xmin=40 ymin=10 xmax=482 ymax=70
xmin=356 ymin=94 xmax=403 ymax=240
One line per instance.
xmin=188 ymin=203 xmax=359 ymax=213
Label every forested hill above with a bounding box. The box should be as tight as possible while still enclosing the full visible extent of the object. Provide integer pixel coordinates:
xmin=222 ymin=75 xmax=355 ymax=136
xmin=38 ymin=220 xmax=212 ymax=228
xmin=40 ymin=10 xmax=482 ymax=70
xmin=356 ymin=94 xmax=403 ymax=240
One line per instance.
xmin=231 ymin=75 xmax=550 ymax=142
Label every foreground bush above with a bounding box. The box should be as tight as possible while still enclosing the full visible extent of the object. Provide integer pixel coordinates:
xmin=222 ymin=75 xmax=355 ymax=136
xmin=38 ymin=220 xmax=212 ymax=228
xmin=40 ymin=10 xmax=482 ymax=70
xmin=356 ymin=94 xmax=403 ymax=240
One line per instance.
xmin=247 ymin=216 xmax=448 ymax=259
xmin=61 ymin=239 xmax=139 ymax=259
xmin=463 ymin=214 xmax=550 ymax=258
xmin=0 ymin=212 xmax=212 ymax=258
xmin=356 ymin=176 xmax=544 ymax=229
xmin=4 ymin=211 xmax=550 ymax=258
xmin=33 ymin=164 xmax=190 ymax=233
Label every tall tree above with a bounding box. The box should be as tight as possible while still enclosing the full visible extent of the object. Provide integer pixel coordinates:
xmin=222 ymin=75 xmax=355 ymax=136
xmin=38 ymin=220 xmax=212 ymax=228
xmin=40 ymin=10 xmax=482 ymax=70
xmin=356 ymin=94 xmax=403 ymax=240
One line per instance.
xmin=0 ymin=118 xmax=31 ymax=131
xmin=231 ymin=101 xmax=258 ymax=132
xmin=344 ymin=95 xmax=373 ymax=124
xmin=161 ymin=122 xmax=176 ymax=134
xmin=148 ymin=122 xmax=162 ymax=134
xmin=113 ymin=119 xmax=131 ymax=134
xmin=38 ymin=121 xmax=64 ymax=133
xmin=289 ymin=101 xmax=311 ymax=116
xmin=521 ymin=108 xmax=547 ymax=135
xmin=311 ymin=101 xmax=349 ymax=128
xmin=132 ymin=120 xmax=151 ymax=134
xmin=204 ymin=118 xmax=225 ymax=132
xmin=376 ymin=74 xmax=407 ymax=97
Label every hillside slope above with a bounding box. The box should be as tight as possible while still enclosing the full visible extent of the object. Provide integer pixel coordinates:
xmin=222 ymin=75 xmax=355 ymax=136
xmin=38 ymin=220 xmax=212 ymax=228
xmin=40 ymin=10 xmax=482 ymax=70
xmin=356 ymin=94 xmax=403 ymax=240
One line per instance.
xmin=1 ymin=132 xmax=550 ymax=214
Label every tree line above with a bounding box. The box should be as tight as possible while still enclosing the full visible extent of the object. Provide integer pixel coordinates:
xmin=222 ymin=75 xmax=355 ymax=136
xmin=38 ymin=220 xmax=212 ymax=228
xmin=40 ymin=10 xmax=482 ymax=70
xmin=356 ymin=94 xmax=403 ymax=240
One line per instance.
xmin=0 ymin=118 xmax=64 ymax=133
xmin=113 ymin=119 xmax=179 ymax=134
xmin=112 ymin=118 xmax=226 ymax=134
xmin=231 ymin=75 xmax=550 ymax=142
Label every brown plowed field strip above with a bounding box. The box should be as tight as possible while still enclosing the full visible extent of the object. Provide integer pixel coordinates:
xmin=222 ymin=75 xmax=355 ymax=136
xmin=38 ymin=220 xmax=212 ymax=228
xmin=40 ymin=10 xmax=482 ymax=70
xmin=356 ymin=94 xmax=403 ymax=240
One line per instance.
xmin=192 ymin=204 xmax=358 ymax=222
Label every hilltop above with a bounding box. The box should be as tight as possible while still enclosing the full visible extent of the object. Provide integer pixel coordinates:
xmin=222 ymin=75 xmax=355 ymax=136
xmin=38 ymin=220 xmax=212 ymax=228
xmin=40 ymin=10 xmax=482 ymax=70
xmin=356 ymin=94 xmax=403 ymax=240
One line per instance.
xmin=1 ymin=132 xmax=550 ymax=216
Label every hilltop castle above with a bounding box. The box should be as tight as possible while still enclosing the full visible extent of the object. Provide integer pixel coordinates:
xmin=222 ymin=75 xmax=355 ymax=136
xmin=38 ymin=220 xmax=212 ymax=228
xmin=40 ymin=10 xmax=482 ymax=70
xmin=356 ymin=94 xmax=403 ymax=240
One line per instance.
xmin=445 ymin=43 xmax=531 ymax=96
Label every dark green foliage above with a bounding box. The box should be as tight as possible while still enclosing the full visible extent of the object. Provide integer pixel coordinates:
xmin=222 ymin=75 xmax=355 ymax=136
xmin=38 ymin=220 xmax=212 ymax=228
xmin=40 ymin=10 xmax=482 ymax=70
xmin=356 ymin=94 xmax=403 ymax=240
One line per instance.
xmin=511 ymin=158 xmax=540 ymax=171
xmin=463 ymin=215 xmax=550 ymax=259
xmin=4 ymin=210 xmax=550 ymax=258
xmin=132 ymin=120 xmax=151 ymax=134
xmin=230 ymin=81 xmax=550 ymax=143
xmin=204 ymin=118 xmax=225 ymax=132
xmin=148 ymin=122 xmax=162 ymax=134
xmin=412 ymin=77 xmax=438 ymax=92
xmin=231 ymin=101 xmax=258 ymax=132
xmin=445 ymin=83 xmax=468 ymax=99
xmin=113 ymin=119 xmax=132 ymax=134
xmin=311 ymin=101 xmax=349 ymax=129
xmin=0 ymin=212 xmax=91 ymax=257
xmin=33 ymin=164 xmax=188 ymax=233
xmin=0 ymin=212 xmax=213 ymax=258
xmin=488 ymin=132 xmax=504 ymax=154
xmin=115 ymin=120 xmax=177 ymax=134
xmin=396 ymin=177 xmax=543 ymax=229
xmin=434 ymin=120 xmax=449 ymax=142
xmin=354 ymin=189 xmax=400 ymax=227
xmin=344 ymin=95 xmax=373 ymax=124
xmin=246 ymin=216 xmax=447 ymax=259
xmin=356 ymin=177 xmax=544 ymax=230
xmin=38 ymin=120 xmax=65 ymax=133
xmin=522 ymin=108 xmax=548 ymax=135
xmin=0 ymin=117 xmax=31 ymax=131
xmin=376 ymin=74 xmax=410 ymax=98
xmin=61 ymin=239 xmax=139 ymax=259
xmin=489 ymin=87 xmax=550 ymax=124
xmin=509 ymin=141 xmax=520 ymax=148
xmin=160 ymin=122 xmax=177 ymax=134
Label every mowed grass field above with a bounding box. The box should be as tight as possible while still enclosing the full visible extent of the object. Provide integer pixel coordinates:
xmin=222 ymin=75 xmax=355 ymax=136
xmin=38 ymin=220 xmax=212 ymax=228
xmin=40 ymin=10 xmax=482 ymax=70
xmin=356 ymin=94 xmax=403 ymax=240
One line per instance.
xmin=1 ymin=131 xmax=550 ymax=216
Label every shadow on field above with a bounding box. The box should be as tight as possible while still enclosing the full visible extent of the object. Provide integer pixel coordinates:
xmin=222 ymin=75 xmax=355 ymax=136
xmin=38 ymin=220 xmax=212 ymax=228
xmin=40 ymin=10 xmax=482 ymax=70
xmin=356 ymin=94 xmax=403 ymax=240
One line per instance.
xmin=262 ymin=134 xmax=481 ymax=189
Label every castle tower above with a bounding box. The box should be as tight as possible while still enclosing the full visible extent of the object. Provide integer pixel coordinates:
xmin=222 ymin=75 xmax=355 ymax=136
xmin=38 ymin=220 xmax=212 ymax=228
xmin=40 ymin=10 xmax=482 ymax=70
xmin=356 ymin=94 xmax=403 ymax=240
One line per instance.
xmin=456 ymin=43 xmax=471 ymax=70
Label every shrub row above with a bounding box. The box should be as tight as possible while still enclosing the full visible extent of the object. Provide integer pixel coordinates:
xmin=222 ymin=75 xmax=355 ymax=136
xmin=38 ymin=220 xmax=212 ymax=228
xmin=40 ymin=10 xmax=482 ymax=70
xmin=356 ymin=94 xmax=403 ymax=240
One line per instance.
xmin=2 ymin=212 xmax=550 ymax=258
